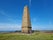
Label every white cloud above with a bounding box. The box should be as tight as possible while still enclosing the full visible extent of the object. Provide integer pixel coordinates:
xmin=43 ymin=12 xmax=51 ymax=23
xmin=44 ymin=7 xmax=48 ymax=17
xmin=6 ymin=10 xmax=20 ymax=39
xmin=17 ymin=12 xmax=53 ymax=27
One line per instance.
xmin=0 ymin=10 xmax=22 ymax=31
xmin=33 ymin=18 xmax=37 ymax=22
xmin=0 ymin=10 xmax=10 ymax=17
xmin=32 ymin=24 xmax=53 ymax=30
xmin=29 ymin=0 xmax=31 ymax=5
xmin=0 ymin=10 xmax=21 ymax=23
xmin=29 ymin=0 xmax=31 ymax=6
xmin=0 ymin=23 xmax=21 ymax=31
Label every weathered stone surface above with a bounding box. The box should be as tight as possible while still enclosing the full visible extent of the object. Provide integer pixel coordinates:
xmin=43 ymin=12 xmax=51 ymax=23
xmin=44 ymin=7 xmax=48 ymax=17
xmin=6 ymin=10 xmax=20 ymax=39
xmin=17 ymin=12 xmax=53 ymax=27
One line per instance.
xmin=22 ymin=5 xmax=32 ymax=33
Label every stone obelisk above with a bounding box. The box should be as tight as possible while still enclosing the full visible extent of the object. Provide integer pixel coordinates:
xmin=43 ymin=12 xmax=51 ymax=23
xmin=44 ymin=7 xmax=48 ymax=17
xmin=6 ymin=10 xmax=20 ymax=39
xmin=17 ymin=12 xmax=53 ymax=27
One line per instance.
xmin=22 ymin=5 xmax=32 ymax=33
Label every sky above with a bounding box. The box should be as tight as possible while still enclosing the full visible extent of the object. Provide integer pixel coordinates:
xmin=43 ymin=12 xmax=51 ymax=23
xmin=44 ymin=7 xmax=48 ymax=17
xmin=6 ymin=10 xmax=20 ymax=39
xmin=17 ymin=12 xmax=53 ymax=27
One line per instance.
xmin=0 ymin=0 xmax=53 ymax=31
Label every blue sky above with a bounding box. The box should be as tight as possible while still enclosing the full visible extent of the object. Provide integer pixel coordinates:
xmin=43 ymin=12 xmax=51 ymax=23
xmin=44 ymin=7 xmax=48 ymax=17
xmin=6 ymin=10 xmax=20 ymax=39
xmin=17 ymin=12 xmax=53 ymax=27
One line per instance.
xmin=0 ymin=0 xmax=53 ymax=31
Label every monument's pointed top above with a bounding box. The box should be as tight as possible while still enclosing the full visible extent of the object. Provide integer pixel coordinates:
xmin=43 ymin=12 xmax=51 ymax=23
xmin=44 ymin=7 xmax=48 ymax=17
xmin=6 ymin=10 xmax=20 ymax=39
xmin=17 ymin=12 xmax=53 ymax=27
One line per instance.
xmin=24 ymin=5 xmax=28 ymax=8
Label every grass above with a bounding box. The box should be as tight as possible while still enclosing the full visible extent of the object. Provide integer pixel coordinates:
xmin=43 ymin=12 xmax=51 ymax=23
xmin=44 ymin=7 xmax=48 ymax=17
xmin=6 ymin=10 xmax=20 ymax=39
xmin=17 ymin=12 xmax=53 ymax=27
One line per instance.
xmin=0 ymin=32 xmax=53 ymax=40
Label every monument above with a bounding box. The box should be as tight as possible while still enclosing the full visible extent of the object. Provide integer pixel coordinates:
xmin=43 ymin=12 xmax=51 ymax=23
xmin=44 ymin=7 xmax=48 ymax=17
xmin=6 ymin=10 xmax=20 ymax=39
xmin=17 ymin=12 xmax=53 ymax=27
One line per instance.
xmin=22 ymin=5 xmax=32 ymax=33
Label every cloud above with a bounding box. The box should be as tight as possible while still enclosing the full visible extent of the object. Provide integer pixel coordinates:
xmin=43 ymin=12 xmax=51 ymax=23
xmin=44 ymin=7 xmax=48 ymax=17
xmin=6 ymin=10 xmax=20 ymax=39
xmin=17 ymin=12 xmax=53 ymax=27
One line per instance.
xmin=0 ymin=23 xmax=21 ymax=31
xmin=0 ymin=10 xmax=22 ymax=31
xmin=0 ymin=10 xmax=13 ymax=22
xmin=29 ymin=0 xmax=31 ymax=6
xmin=32 ymin=24 xmax=53 ymax=30
xmin=48 ymin=20 xmax=53 ymax=26
xmin=0 ymin=10 xmax=21 ymax=23
xmin=0 ymin=10 xmax=10 ymax=17
xmin=33 ymin=18 xmax=37 ymax=22
xmin=31 ymin=18 xmax=37 ymax=23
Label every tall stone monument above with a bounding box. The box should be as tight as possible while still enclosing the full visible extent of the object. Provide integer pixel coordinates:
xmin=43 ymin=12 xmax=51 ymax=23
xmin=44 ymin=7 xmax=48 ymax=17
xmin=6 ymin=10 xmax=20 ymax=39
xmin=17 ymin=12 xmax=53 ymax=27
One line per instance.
xmin=22 ymin=5 xmax=32 ymax=33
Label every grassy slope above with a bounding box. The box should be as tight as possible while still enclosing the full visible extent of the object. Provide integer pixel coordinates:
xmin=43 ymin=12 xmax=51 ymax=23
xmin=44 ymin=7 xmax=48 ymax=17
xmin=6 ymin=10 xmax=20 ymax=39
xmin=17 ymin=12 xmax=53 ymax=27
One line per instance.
xmin=0 ymin=32 xmax=53 ymax=40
